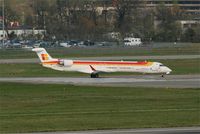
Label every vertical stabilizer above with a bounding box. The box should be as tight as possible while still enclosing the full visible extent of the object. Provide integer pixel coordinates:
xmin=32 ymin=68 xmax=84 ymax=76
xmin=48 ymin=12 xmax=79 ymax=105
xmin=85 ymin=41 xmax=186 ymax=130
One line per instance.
xmin=32 ymin=48 xmax=54 ymax=62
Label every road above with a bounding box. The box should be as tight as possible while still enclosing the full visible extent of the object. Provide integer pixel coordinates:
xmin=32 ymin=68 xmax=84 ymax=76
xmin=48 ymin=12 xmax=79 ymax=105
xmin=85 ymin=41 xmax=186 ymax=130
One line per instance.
xmin=25 ymin=127 xmax=200 ymax=134
xmin=0 ymin=55 xmax=199 ymax=64
xmin=0 ymin=75 xmax=199 ymax=88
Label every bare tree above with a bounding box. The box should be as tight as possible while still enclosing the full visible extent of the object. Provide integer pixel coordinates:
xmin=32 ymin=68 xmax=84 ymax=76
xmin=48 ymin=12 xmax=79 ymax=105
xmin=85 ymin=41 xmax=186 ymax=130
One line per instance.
xmin=113 ymin=0 xmax=140 ymax=36
xmin=0 ymin=0 xmax=20 ymax=39
xmin=155 ymin=3 xmax=183 ymax=41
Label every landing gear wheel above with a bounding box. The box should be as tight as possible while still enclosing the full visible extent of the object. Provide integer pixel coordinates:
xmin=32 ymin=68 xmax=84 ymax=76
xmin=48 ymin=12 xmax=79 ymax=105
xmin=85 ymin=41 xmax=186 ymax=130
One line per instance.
xmin=161 ymin=74 xmax=164 ymax=78
xmin=90 ymin=73 xmax=99 ymax=78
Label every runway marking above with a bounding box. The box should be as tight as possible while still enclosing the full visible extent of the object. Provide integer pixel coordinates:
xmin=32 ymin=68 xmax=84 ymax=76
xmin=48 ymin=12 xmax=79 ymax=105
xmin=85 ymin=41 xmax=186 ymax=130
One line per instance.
xmin=0 ymin=108 xmax=198 ymax=117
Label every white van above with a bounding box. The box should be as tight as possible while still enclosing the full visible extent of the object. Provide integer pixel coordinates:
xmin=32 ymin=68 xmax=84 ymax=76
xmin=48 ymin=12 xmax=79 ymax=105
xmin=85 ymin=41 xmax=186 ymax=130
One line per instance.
xmin=124 ymin=37 xmax=142 ymax=46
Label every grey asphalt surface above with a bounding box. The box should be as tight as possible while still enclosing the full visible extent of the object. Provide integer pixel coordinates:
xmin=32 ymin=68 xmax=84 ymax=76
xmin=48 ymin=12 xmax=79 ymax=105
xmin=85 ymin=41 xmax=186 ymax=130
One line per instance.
xmin=0 ymin=75 xmax=199 ymax=88
xmin=24 ymin=127 xmax=200 ymax=134
xmin=0 ymin=55 xmax=199 ymax=64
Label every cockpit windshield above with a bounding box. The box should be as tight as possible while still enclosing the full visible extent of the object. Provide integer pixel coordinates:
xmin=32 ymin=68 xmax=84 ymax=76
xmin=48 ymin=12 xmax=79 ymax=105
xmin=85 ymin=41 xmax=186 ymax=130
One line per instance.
xmin=159 ymin=64 xmax=164 ymax=67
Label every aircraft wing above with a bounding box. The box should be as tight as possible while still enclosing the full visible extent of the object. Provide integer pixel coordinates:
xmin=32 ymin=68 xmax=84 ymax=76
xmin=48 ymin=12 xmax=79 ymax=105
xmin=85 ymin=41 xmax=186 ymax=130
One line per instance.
xmin=77 ymin=65 xmax=105 ymax=74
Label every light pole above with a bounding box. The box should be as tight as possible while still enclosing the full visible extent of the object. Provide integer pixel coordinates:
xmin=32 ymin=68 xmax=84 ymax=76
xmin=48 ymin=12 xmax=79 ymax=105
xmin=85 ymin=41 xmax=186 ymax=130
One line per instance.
xmin=43 ymin=12 xmax=47 ymax=37
xmin=2 ymin=0 xmax=5 ymax=48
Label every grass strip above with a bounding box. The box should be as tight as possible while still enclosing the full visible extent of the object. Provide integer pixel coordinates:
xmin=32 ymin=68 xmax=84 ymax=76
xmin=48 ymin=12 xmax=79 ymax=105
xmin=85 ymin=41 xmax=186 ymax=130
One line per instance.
xmin=0 ymin=43 xmax=199 ymax=59
xmin=0 ymin=82 xmax=199 ymax=133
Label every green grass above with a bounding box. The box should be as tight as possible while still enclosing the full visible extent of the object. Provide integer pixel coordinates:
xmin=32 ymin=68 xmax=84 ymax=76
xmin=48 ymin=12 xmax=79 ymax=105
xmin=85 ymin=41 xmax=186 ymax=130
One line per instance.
xmin=0 ymin=59 xmax=199 ymax=77
xmin=0 ymin=63 xmax=87 ymax=77
xmin=0 ymin=43 xmax=199 ymax=59
xmin=0 ymin=83 xmax=199 ymax=133
xmin=150 ymin=59 xmax=200 ymax=75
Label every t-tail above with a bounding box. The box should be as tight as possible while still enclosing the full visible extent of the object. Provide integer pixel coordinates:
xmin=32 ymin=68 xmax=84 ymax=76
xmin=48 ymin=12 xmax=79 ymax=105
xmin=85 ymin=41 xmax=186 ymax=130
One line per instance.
xmin=32 ymin=48 xmax=58 ymax=64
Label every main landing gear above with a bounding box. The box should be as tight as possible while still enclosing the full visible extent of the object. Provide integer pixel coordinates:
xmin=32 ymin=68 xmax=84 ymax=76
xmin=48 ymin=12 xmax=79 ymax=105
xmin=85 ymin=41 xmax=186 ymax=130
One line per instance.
xmin=90 ymin=73 xmax=99 ymax=78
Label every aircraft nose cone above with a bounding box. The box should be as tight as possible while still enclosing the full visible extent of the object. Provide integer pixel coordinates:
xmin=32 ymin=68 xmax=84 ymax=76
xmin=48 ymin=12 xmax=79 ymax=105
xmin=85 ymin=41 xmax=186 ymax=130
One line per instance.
xmin=166 ymin=67 xmax=172 ymax=74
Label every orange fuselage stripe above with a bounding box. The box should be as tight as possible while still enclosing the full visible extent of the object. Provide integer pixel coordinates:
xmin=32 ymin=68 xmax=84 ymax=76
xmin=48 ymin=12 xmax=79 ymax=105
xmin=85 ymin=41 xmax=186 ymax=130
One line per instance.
xmin=42 ymin=60 xmax=153 ymax=66
xmin=73 ymin=61 xmax=153 ymax=66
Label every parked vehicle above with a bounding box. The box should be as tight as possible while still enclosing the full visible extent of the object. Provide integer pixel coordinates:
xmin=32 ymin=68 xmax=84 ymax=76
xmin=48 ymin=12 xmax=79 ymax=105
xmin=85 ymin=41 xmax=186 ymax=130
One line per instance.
xmin=124 ymin=37 xmax=142 ymax=46
xmin=84 ymin=40 xmax=94 ymax=46
xmin=60 ymin=41 xmax=71 ymax=48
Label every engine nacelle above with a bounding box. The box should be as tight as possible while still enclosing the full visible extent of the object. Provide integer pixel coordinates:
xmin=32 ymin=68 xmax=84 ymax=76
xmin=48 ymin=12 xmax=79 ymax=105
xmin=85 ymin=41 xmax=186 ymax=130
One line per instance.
xmin=59 ymin=60 xmax=73 ymax=67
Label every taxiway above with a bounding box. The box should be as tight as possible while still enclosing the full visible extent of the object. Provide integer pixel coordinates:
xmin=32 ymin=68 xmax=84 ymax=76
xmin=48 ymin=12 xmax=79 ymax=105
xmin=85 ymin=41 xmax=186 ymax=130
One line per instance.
xmin=25 ymin=127 xmax=200 ymax=134
xmin=0 ymin=75 xmax=199 ymax=88
xmin=0 ymin=55 xmax=199 ymax=64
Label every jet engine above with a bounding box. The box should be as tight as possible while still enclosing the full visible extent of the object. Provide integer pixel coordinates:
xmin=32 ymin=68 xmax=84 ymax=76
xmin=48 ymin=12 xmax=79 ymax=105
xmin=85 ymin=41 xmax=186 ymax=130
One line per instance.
xmin=59 ymin=60 xmax=73 ymax=67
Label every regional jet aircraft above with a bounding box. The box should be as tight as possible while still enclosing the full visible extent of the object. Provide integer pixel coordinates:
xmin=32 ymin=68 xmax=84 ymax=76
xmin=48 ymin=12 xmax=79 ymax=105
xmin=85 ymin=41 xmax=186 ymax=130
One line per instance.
xmin=32 ymin=48 xmax=172 ymax=78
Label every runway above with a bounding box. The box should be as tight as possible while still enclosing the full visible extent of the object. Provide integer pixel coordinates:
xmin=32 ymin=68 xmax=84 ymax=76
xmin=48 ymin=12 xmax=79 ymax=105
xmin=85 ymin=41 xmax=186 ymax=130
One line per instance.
xmin=0 ymin=75 xmax=199 ymax=88
xmin=0 ymin=55 xmax=199 ymax=64
xmin=26 ymin=127 xmax=200 ymax=134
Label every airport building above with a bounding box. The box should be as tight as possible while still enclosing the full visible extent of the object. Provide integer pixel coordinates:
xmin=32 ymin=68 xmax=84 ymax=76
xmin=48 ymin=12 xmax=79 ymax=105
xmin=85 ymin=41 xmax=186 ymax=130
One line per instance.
xmin=98 ymin=0 xmax=200 ymax=30
xmin=143 ymin=0 xmax=200 ymax=14
xmin=99 ymin=0 xmax=200 ymax=14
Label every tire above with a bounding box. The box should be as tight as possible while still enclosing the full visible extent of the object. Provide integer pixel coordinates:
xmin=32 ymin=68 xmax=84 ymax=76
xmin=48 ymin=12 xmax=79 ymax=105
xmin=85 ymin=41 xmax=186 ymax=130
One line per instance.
xmin=90 ymin=73 xmax=99 ymax=78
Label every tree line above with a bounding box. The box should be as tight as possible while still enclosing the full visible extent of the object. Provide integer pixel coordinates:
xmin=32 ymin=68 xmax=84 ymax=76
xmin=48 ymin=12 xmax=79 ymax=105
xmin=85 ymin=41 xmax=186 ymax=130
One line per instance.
xmin=1 ymin=0 xmax=200 ymax=42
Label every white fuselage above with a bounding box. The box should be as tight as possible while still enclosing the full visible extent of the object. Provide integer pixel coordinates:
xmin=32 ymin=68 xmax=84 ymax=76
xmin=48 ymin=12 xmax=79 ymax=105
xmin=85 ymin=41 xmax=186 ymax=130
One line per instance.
xmin=42 ymin=60 xmax=172 ymax=74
